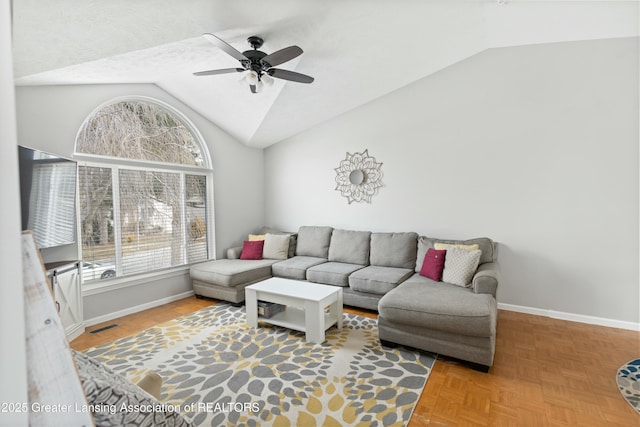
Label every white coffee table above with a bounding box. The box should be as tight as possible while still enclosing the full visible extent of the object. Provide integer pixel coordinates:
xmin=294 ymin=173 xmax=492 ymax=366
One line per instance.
xmin=245 ymin=278 xmax=343 ymax=344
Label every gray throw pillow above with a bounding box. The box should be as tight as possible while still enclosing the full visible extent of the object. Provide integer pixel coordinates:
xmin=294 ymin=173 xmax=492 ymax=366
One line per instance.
xmin=262 ymin=233 xmax=290 ymax=260
xmin=258 ymin=227 xmax=297 ymax=258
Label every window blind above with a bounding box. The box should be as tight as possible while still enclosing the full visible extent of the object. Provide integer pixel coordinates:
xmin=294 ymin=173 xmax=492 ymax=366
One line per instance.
xmin=79 ymin=165 xmax=208 ymax=282
xmin=28 ymin=162 xmax=76 ymax=249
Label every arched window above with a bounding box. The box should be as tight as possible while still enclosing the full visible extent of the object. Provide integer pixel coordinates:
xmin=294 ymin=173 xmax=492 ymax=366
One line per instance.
xmin=75 ymin=98 xmax=213 ymax=283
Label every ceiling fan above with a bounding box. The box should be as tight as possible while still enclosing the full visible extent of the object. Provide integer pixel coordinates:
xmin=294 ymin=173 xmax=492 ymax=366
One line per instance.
xmin=194 ymin=33 xmax=314 ymax=94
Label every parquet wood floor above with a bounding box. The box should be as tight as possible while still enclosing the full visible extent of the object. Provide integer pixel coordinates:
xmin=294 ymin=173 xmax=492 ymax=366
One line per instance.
xmin=71 ymin=297 xmax=640 ymax=426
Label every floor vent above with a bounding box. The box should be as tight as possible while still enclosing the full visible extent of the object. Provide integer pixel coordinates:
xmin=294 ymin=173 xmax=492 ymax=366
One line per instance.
xmin=89 ymin=324 xmax=119 ymax=334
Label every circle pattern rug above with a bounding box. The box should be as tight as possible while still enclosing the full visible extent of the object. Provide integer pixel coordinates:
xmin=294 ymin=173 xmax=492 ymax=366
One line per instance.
xmin=617 ymin=358 xmax=640 ymax=414
xmin=86 ymin=303 xmax=435 ymax=426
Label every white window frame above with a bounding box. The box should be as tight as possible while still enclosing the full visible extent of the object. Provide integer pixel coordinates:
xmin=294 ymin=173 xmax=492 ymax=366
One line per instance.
xmin=74 ymin=96 xmax=216 ymax=293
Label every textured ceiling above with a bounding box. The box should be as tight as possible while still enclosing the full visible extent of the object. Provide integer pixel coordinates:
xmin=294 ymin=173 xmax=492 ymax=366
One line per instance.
xmin=12 ymin=0 xmax=638 ymax=148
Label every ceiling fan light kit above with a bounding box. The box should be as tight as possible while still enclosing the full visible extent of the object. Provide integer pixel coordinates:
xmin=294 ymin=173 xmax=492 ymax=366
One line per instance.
xmin=241 ymin=70 xmax=274 ymax=93
xmin=245 ymin=70 xmax=260 ymax=86
xmin=194 ymin=33 xmax=314 ymax=94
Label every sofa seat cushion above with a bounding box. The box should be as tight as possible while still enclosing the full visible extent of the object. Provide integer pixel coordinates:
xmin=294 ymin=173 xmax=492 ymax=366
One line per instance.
xmin=190 ymin=259 xmax=278 ymax=288
xmin=271 ymin=256 xmax=328 ymax=280
xmin=307 ymin=262 xmax=366 ymax=287
xmin=378 ymin=274 xmax=496 ymax=338
xmin=348 ymin=265 xmax=414 ymax=295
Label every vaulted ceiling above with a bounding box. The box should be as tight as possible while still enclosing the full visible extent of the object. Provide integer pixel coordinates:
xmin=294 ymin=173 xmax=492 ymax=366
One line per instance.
xmin=12 ymin=0 xmax=638 ymax=148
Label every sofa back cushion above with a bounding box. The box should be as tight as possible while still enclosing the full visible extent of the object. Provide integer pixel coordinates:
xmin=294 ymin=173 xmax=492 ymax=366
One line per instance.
xmin=328 ymin=229 xmax=371 ymax=265
xmin=295 ymin=226 xmax=334 ymax=258
xmin=369 ymin=232 xmax=418 ymax=269
xmin=415 ymin=236 xmax=497 ymax=272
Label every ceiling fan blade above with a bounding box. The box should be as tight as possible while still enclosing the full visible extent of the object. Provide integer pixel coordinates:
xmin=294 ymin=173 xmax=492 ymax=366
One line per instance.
xmin=261 ymin=46 xmax=303 ymax=67
xmin=268 ymin=68 xmax=314 ymax=84
xmin=202 ymin=33 xmax=248 ymax=62
xmin=193 ymin=68 xmax=245 ymax=76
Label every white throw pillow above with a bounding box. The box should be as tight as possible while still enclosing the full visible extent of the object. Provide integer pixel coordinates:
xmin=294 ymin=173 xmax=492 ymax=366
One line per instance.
xmin=262 ymin=233 xmax=290 ymax=260
xmin=442 ymin=247 xmax=481 ymax=287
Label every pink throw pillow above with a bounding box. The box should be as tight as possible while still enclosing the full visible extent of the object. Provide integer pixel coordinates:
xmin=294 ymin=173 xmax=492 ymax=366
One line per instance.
xmin=420 ymin=248 xmax=447 ymax=281
xmin=240 ymin=240 xmax=264 ymax=260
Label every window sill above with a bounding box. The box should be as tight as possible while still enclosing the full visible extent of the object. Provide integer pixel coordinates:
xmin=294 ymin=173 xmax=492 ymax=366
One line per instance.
xmin=82 ymin=266 xmax=191 ymax=296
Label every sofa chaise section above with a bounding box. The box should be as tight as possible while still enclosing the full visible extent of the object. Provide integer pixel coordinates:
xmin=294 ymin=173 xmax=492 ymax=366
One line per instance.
xmin=190 ymin=227 xmax=296 ymax=303
xmin=378 ymin=236 xmax=500 ymax=370
xmin=378 ymin=275 xmax=497 ymax=369
xmin=191 ymin=258 xmax=279 ymax=303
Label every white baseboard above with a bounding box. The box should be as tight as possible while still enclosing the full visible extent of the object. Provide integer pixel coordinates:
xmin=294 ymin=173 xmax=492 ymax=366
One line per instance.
xmin=498 ymin=303 xmax=640 ymax=332
xmin=65 ymin=323 xmax=86 ymax=342
xmin=84 ymin=290 xmax=195 ymax=327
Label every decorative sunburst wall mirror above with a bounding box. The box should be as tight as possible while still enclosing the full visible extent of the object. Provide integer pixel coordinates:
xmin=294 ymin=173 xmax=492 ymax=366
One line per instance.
xmin=334 ymin=149 xmax=384 ymax=204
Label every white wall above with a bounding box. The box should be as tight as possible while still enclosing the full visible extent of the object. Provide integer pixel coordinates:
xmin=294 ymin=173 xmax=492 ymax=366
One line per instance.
xmin=15 ymin=83 xmax=266 ymax=320
xmin=0 ymin=1 xmax=28 ymax=424
xmin=265 ymin=37 xmax=639 ymax=326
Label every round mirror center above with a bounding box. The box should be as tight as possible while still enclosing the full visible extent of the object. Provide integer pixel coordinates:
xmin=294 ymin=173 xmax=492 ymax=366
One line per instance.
xmin=349 ymin=169 xmax=365 ymax=185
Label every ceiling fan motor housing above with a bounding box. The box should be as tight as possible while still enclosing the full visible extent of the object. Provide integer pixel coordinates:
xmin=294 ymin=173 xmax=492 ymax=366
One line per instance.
xmin=242 ymin=37 xmax=273 ymax=77
xmin=242 ymin=50 xmax=269 ymax=73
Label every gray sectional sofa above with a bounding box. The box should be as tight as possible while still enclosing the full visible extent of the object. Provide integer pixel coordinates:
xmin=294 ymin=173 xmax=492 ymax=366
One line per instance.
xmin=189 ymin=225 xmax=501 ymax=370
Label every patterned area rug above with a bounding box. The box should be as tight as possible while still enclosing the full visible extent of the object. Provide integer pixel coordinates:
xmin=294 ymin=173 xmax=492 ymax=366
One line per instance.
xmin=617 ymin=359 xmax=640 ymax=414
xmin=86 ymin=303 xmax=435 ymax=426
